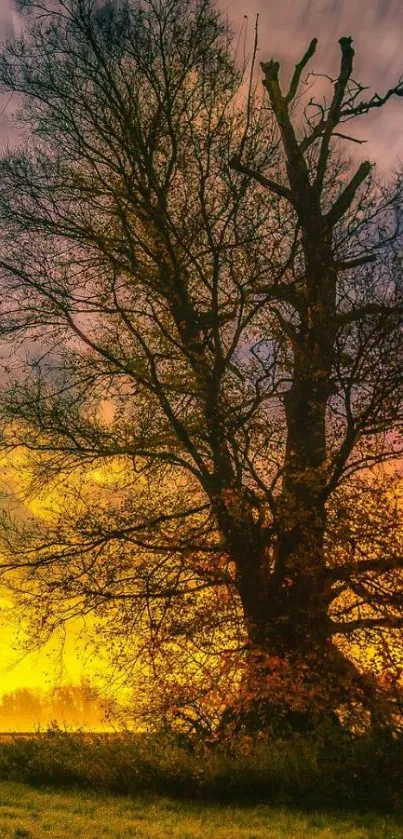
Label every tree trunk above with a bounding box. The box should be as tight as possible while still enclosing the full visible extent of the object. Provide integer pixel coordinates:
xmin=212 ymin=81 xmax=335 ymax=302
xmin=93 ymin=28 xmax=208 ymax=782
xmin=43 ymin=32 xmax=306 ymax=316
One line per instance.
xmin=221 ymin=246 xmax=359 ymax=730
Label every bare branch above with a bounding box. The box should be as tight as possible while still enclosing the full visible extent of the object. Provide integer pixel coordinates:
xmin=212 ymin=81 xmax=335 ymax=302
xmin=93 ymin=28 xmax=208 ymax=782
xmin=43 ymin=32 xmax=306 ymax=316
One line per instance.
xmin=335 ymin=302 xmax=402 ymax=329
xmin=325 ymin=160 xmax=372 ymax=227
xmin=314 ymin=36 xmax=356 ymax=192
xmin=335 ymin=254 xmax=376 ymax=271
xmin=340 ymin=80 xmax=403 ymax=120
xmin=229 ymin=156 xmax=293 ymax=202
xmin=285 ymin=38 xmax=318 ymax=104
xmin=332 ymin=132 xmax=367 ymax=145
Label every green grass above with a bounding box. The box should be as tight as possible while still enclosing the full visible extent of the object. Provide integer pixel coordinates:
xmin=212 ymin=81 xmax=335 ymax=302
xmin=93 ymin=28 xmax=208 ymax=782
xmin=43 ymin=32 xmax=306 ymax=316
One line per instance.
xmin=0 ymin=782 xmax=401 ymax=839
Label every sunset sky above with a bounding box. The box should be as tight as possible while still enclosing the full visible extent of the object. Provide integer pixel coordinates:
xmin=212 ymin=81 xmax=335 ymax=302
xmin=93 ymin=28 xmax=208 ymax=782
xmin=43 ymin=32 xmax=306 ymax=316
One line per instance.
xmin=0 ymin=0 xmax=401 ymax=702
xmin=0 ymin=0 xmax=401 ymax=168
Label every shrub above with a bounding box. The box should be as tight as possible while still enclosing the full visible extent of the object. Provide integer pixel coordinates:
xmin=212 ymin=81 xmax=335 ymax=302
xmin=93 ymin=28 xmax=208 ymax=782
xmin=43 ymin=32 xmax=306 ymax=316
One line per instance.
xmin=0 ymin=725 xmax=401 ymax=812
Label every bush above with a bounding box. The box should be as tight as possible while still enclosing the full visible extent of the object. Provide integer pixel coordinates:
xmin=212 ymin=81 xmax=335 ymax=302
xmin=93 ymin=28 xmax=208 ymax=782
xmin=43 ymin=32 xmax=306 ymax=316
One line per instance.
xmin=0 ymin=725 xmax=401 ymax=812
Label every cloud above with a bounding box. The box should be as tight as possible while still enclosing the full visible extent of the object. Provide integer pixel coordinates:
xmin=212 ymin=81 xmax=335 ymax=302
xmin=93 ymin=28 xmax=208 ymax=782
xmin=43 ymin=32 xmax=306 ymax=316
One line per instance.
xmin=0 ymin=0 xmax=17 ymax=40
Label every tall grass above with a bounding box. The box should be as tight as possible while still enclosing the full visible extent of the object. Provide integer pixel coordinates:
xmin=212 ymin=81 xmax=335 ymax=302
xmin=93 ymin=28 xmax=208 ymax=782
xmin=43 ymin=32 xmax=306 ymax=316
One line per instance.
xmin=0 ymin=726 xmax=401 ymax=812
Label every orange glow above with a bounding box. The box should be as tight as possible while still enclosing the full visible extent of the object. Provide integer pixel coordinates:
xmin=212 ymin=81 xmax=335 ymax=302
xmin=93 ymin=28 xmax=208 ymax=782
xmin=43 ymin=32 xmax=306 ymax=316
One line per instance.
xmin=0 ymin=449 xmax=128 ymax=725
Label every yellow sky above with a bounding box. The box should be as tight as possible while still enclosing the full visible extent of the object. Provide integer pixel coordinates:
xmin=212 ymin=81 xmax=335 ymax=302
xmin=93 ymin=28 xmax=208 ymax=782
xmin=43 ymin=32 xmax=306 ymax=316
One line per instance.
xmin=0 ymin=599 xmax=101 ymax=696
xmin=0 ymin=452 xmax=123 ymax=698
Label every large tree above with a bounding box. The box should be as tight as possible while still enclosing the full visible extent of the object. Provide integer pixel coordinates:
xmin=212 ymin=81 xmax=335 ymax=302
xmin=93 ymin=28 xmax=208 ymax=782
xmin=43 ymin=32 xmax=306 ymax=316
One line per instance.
xmin=0 ymin=0 xmax=402 ymax=731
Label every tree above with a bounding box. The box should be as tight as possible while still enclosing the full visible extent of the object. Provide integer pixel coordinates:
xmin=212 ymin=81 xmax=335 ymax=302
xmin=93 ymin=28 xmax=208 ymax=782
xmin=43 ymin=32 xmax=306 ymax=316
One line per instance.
xmin=0 ymin=0 xmax=402 ymax=731
xmin=0 ymin=679 xmax=115 ymax=730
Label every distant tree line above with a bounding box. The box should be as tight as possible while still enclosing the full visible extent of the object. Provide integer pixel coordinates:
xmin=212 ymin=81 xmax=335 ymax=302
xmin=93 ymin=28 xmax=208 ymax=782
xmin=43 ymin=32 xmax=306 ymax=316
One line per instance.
xmin=0 ymin=679 xmax=113 ymax=731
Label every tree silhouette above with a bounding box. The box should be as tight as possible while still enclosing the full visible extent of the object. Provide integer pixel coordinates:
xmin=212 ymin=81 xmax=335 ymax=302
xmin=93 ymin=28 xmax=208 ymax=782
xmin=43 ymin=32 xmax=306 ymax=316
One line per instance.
xmin=0 ymin=679 xmax=112 ymax=730
xmin=0 ymin=0 xmax=402 ymax=731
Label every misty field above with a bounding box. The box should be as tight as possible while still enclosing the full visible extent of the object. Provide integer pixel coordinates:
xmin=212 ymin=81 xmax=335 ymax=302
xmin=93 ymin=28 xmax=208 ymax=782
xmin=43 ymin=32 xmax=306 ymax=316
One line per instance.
xmin=0 ymin=782 xmax=400 ymax=839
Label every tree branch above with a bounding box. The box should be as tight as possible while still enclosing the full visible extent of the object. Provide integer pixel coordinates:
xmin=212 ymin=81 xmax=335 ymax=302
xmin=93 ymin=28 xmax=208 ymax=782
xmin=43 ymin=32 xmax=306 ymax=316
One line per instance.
xmin=229 ymin=156 xmax=293 ymax=203
xmin=325 ymin=160 xmax=372 ymax=227
xmin=327 ymin=557 xmax=403 ymax=582
xmin=260 ymin=57 xmax=311 ymax=201
xmin=335 ymin=301 xmax=401 ymax=328
xmin=335 ymin=254 xmax=376 ymax=271
xmin=285 ymin=38 xmax=318 ymax=104
xmin=332 ymin=132 xmax=367 ymax=145
xmin=340 ymin=80 xmax=403 ymax=120
xmin=314 ymin=37 xmax=356 ymax=193
xmin=330 ymin=616 xmax=403 ymax=635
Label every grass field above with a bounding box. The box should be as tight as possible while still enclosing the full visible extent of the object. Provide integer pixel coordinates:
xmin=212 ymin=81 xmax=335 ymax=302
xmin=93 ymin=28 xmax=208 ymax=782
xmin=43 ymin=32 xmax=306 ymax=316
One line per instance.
xmin=0 ymin=782 xmax=401 ymax=839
